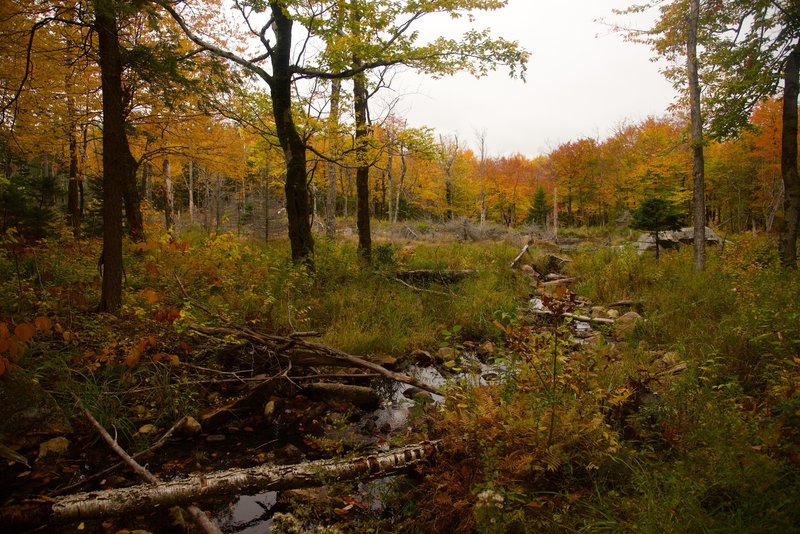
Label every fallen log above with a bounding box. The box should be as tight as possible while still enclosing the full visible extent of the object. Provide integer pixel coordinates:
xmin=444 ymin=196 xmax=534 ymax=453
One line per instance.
xmin=189 ymin=323 xmax=440 ymax=395
xmin=395 ymin=269 xmax=478 ymax=284
xmin=0 ymin=441 xmax=441 ymax=532
xmin=302 ymin=382 xmax=380 ymax=410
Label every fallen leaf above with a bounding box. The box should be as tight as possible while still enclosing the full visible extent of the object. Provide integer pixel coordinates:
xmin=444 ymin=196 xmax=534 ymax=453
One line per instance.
xmin=14 ymin=323 xmax=35 ymax=342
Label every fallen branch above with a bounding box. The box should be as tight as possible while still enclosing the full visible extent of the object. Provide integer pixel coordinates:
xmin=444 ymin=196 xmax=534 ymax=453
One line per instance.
xmin=1 ymin=441 xmax=441 ymax=532
xmin=529 ymin=309 xmax=616 ymax=325
xmin=510 ymin=243 xmax=531 ymax=268
xmin=189 ymin=323 xmax=440 ymax=395
xmin=54 ymin=415 xmax=188 ymax=496
xmin=79 ymin=403 xmax=221 ymax=534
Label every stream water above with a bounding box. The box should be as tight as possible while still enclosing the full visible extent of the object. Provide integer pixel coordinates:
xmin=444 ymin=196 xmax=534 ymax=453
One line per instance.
xmin=211 ymin=355 xmax=511 ymax=533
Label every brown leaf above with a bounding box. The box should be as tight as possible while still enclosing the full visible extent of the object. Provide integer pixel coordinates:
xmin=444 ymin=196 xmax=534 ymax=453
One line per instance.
xmin=34 ymin=316 xmax=52 ymax=334
xmin=14 ymin=323 xmax=35 ymax=342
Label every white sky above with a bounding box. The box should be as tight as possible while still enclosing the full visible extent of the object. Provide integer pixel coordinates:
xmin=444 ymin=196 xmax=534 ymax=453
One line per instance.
xmin=385 ymin=0 xmax=678 ymax=158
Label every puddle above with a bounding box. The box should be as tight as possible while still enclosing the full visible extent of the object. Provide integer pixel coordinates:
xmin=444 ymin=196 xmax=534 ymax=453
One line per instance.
xmin=216 ymin=492 xmax=277 ymax=533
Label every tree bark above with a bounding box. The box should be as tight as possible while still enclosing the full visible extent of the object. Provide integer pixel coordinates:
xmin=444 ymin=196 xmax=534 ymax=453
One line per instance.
xmin=270 ymin=2 xmax=314 ymax=263
xmin=353 ymin=68 xmax=371 ymax=259
xmin=326 ymin=78 xmax=341 ymax=239
xmin=66 ymin=96 xmax=81 ymax=236
xmin=163 ymin=157 xmax=175 ymax=236
xmin=95 ymin=0 xmax=126 ymax=313
xmin=687 ymin=0 xmax=706 ymax=272
xmin=781 ymin=40 xmax=800 ymax=268
xmin=0 ymin=441 xmax=441 ymax=532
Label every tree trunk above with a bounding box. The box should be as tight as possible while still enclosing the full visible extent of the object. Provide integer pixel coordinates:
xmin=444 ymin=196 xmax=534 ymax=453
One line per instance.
xmin=326 ymin=78 xmax=341 ymax=239
xmin=270 ymin=2 xmax=314 ymax=263
xmin=188 ymin=158 xmax=194 ymax=223
xmin=353 ymin=68 xmax=371 ymax=259
xmin=781 ymin=40 xmax=800 ymax=268
xmin=122 ymin=155 xmax=143 ymax=242
xmin=66 ymin=97 xmax=81 ymax=237
xmin=163 ymin=157 xmax=175 ymax=236
xmin=688 ymin=0 xmax=706 ymax=272
xmin=95 ymin=0 xmax=127 ymax=313
xmin=0 ymin=441 xmax=441 ymax=532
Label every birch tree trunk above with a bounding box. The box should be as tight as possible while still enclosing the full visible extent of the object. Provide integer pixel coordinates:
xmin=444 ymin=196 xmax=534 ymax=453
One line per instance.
xmin=163 ymin=157 xmax=175 ymax=236
xmin=0 ymin=441 xmax=441 ymax=532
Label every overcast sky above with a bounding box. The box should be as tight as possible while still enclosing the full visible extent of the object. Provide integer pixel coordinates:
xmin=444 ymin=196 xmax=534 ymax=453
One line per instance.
xmin=385 ymin=0 xmax=678 ymax=158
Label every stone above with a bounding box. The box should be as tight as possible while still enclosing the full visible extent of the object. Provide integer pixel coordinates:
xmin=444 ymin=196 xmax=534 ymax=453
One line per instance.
xmin=38 ymin=436 xmax=70 ymax=460
xmin=264 ymin=399 xmax=277 ymax=420
xmin=402 ymin=387 xmax=434 ymax=404
xmin=410 ymin=349 xmax=434 ymax=366
xmin=636 ymin=226 xmax=721 ymax=254
xmin=138 ymin=424 xmax=157 ymax=435
xmin=614 ymin=311 xmax=642 ymax=341
xmin=477 ymin=341 xmax=495 ymax=356
xmin=182 ymin=416 xmax=201 ymax=434
xmin=606 ymin=309 xmax=620 ymax=319
xmin=590 ymin=306 xmax=608 ymax=319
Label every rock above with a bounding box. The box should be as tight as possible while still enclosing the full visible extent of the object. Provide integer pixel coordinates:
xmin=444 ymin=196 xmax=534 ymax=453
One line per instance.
xmin=477 ymin=341 xmax=495 ymax=356
xmin=264 ymin=399 xmax=278 ymax=420
xmin=437 ymin=347 xmax=458 ymax=361
xmin=584 ymin=334 xmax=605 ymax=346
xmin=636 ymin=226 xmax=721 ymax=254
xmin=138 ymin=424 xmax=157 ymax=435
xmin=402 ymin=387 xmax=434 ymax=404
xmin=182 ymin=416 xmax=201 ymax=435
xmin=0 ymin=372 xmax=72 ymax=448
xmin=614 ymin=311 xmax=642 ymax=341
xmin=410 ymin=349 xmax=434 ymax=366
xmin=590 ymin=306 xmax=608 ymax=319
xmin=323 ymin=424 xmax=377 ymax=451
xmin=606 ymin=309 xmax=620 ymax=319
xmin=38 ymin=436 xmax=70 ymax=460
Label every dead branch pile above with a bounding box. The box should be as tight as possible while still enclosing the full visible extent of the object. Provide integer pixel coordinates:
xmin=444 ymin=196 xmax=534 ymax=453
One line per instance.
xmin=188 ymin=323 xmax=440 ymax=395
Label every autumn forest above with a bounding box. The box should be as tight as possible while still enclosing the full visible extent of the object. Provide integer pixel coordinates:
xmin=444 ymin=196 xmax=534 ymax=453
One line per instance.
xmin=2 ymin=1 xmax=800 ymax=533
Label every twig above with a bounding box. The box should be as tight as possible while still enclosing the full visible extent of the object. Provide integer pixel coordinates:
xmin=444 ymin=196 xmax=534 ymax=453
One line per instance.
xmin=392 ymin=276 xmax=451 ymax=296
xmin=78 ymin=402 xmax=221 ymax=534
xmin=54 ymin=415 xmax=188 ymax=496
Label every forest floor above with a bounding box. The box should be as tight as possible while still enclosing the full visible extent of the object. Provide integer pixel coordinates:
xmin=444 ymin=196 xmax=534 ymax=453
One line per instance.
xmin=1 ymin=222 xmax=799 ymax=533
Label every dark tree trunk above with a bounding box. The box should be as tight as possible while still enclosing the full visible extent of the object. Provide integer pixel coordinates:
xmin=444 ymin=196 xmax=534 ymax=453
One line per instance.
xmin=66 ymin=99 xmax=81 ymax=237
xmin=781 ymin=40 xmax=800 ymax=268
xmin=95 ymin=0 xmax=127 ymax=313
xmin=122 ymin=155 xmax=143 ymax=242
xmin=353 ymin=68 xmax=371 ymax=259
xmin=688 ymin=0 xmax=706 ymax=271
xmin=270 ymin=2 xmax=313 ymax=263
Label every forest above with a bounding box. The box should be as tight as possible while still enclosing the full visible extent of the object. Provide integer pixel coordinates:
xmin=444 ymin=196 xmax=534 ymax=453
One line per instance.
xmin=1 ymin=0 xmax=799 ymax=533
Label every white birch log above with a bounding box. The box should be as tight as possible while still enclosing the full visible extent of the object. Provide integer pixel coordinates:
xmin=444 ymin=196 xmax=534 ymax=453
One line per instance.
xmin=1 ymin=441 xmax=441 ymax=532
